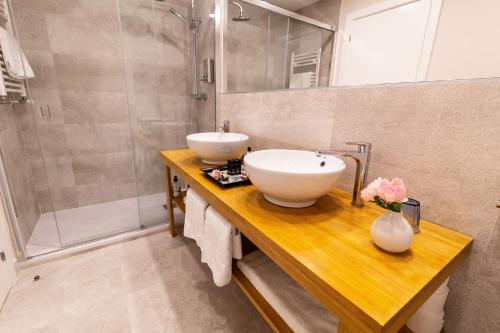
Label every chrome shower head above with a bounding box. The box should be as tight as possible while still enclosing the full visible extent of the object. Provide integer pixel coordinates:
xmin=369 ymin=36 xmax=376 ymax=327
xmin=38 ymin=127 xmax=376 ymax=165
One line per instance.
xmin=230 ymin=2 xmax=251 ymax=22
xmin=170 ymin=7 xmax=191 ymax=26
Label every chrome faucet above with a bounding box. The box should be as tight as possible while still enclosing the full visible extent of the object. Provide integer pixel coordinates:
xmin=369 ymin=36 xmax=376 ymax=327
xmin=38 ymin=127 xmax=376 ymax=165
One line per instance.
xmin=218 ymin=120 xmax=230 ymax=133
xmin=317 ymin=142 xmax=372 ymax=207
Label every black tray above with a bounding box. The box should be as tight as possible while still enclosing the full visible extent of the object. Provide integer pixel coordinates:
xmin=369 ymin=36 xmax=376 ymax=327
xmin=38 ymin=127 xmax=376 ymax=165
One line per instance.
xmin=201 ymin=166 xmax=251 ymax=188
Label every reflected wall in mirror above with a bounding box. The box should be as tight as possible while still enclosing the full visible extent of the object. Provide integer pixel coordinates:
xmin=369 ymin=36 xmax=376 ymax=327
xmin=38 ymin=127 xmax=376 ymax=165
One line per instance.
xmin=219 ymin=0 xmax=500 ymax=93
xmin=220 ymin=0 xmax=337 ymax=93
xmin=333 ymin=0 xmax=500 ymax=86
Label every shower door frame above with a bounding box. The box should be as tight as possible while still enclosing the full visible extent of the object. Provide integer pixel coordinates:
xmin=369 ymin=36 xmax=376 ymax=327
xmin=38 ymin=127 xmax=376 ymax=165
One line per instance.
xmin=0 ymin=152 xmax=25 ymax=262
xmin=214 ymin=0 xmax=336 ymax=94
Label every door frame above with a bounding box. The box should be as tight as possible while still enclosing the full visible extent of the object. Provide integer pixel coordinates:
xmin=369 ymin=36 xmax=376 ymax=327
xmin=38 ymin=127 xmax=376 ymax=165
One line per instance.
xmin=332 ymin=0 xmax=443 ymax=85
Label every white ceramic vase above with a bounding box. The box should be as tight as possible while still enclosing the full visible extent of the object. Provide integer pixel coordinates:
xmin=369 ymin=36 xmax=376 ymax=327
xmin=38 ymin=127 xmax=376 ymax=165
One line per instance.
xmin=371 ymin=211 xmax=413 ymax=253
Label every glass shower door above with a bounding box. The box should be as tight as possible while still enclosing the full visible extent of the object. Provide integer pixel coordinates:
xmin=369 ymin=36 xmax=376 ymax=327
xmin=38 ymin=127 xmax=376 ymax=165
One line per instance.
xmin=10 ymin=0 xmax=142 ymax=252
xmin=9 ymin=0 xmax=214 ymax=257
xmin=118 ymin=0 xmax=199 ymax=229
xmin=266 ymin=13 xmax=290 ymax=90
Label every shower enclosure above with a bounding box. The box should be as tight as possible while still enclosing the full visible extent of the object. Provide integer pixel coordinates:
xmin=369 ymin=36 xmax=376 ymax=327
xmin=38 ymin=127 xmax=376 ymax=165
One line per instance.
xmin=0 ymin=0 xmax=326 ymax=260
xmin=0 ymin=0 xmax=216 ymax=259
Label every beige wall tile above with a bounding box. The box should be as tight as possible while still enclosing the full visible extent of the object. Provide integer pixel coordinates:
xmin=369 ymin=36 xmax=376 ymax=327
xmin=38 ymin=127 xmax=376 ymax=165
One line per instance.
xmin=11 ymin=10 xmax=50 ymax=51
xmin=44 ymin=156 xmax=77 ymax=191
xmin=53 ymin=54 xmax=127 ymax=93
xmin=119 ymin=1 xmax=157 ymax=61
xmin=23 ymin=50 xmax=59 ymax=90
xmin=45 ymin=14 xmax=122 ymax=59
xmin=60 ymin=91 xmax=130 ymax=125
xmin=0 ymin=105 xmax=41 ymax=243
xmin=36 ymin=124 xmax=69 ymax=158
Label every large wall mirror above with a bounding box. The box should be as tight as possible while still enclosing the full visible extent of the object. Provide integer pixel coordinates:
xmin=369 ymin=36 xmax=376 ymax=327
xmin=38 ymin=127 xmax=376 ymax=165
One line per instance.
xmin=216 ymin=0 xmax=500 ymax=93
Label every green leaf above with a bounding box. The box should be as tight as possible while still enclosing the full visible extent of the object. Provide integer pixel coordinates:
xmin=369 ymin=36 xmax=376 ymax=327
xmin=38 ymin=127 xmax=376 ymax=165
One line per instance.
xmin=373 ymin=196 xmax=401 ymax=212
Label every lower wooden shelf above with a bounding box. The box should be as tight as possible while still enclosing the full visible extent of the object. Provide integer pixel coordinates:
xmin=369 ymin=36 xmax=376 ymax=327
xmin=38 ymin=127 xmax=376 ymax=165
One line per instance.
xmin=233 ymin=263 xmax=416 ymax=333
xmin=232 ymin=265 xmax=293 ymax=333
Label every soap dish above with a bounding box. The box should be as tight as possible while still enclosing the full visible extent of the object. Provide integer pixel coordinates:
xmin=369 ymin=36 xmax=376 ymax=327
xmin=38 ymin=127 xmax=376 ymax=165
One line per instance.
xmin=201 ymin=166 xmax=251 ymax=188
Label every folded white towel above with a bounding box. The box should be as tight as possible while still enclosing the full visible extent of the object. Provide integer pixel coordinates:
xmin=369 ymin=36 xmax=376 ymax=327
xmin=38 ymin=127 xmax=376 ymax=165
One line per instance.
xmin=237 ymin=250 xmax=339 ymax=332
xmin=0 ymin=26 xmax=34 ymax=79
xmin=201 ymin=207 xmax=242 ymax=287
xmin=406 ymin=278 xmax=449 ymax=333
xmin=183 ymin=188 xmax=208 ymax=246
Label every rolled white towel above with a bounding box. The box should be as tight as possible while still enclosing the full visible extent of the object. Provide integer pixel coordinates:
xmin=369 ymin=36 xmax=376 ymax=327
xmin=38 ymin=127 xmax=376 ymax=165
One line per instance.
xmin=407 ymin=311 xmax=444 ymax=333
xmin=237 ymin=250 xmax=339 ymax=332
xmin=406 ymin=279 xmax=449 ymax=333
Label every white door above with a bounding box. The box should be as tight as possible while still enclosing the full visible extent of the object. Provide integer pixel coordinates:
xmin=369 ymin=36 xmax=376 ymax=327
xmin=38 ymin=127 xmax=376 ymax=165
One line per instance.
xmin=0 ymin=199 xmax=16 ymax=308
xmin=335 ymin=0 xmax=442 ymax=86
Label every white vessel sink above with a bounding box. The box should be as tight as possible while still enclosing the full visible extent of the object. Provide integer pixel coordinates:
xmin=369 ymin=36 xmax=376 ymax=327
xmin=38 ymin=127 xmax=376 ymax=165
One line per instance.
xmin=187 ymin=132 xmax=249 ymax=165
xmin=244 ymin=149 xmax=346 ymax=208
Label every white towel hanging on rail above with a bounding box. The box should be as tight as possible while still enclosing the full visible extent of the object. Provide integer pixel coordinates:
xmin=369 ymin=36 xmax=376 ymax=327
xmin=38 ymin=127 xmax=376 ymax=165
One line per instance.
xmin=184 ymin=188 xmax=209 ymax=246
xmin=0 ymin=26 xmax=34 ymax=79
xmin=201 ymin=207 xmax=242 ymax=287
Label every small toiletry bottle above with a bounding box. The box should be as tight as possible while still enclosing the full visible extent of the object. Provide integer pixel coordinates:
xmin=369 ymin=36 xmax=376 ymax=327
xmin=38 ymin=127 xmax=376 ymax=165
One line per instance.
xmin=227 ymin=159 xmax=242 ymax=175
xmin=173 ymin=176 xmax=181 ymax=197
xmin=241 ymin=147 xmax=252 ymax=178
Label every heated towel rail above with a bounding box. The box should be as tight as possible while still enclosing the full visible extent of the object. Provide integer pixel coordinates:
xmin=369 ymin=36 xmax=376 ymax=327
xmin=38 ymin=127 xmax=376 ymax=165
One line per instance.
xmin=0 ymin=44 xmax=27 ymax=104
xmin=289 ymin=49 xmax=321 ymax=88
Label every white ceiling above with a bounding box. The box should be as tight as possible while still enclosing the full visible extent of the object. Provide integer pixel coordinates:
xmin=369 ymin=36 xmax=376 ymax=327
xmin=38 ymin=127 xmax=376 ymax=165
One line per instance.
xmin=265 ymin=0 xmax=322 ymax=12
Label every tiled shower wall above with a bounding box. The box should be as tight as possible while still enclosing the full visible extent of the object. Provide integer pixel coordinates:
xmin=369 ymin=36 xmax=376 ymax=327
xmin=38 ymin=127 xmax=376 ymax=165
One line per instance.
xmin=0 ymin=104 xmax=40 ymax=243
xmin=225 ymin=3 xmax=268 ymax=92
xmin=11 ymin=0 xmax=196 ymax=213
xmin=219 ymin=78 xmax=500 ymax=332
xmin=196 ymin=0 xmax=217 ymax=132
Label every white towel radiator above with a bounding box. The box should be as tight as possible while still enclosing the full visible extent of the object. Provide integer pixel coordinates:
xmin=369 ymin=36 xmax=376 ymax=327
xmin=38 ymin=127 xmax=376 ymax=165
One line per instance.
xmin=0 ymin=43 xmax=27 ymax=104
xmin=289 ymin=48 xmax=322 ymax=88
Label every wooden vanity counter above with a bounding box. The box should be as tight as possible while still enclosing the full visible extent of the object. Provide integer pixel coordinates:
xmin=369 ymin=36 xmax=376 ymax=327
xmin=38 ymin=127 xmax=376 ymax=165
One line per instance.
xmin=160 ymin=149 xmax=472 ymax=333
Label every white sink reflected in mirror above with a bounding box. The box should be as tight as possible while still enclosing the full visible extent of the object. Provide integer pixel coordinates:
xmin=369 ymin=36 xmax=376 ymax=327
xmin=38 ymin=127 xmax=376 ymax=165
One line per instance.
xmin=244 ymin=150 xmax=346 ymax=208
xmin=187 ymin=132 xmax=249 ymax=165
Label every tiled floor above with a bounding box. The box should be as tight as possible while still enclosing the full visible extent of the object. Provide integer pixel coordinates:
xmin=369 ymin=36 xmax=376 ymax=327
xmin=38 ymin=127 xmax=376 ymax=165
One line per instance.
xmin=1 ymin=230 xmax=271 ymax=333
xmin=26 ymin=193 xmax=183 ymax=257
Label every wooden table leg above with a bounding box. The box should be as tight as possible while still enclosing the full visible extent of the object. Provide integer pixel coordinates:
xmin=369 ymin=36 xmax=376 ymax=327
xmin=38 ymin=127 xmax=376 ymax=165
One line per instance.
xmin=164 ymin=165 xmax=177 ymax=238
xmin=337 ymin=321 xmax=353 ymax=333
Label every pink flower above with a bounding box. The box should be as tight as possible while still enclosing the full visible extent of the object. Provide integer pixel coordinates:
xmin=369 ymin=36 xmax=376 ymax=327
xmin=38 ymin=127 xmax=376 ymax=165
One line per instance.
xmin=210 ymin=169 xmax=223 ymax=180
xmin=361 ymin=177 xmax=382 ymax=201
xmin=361 ymin=177 xmax=407 ymax=204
